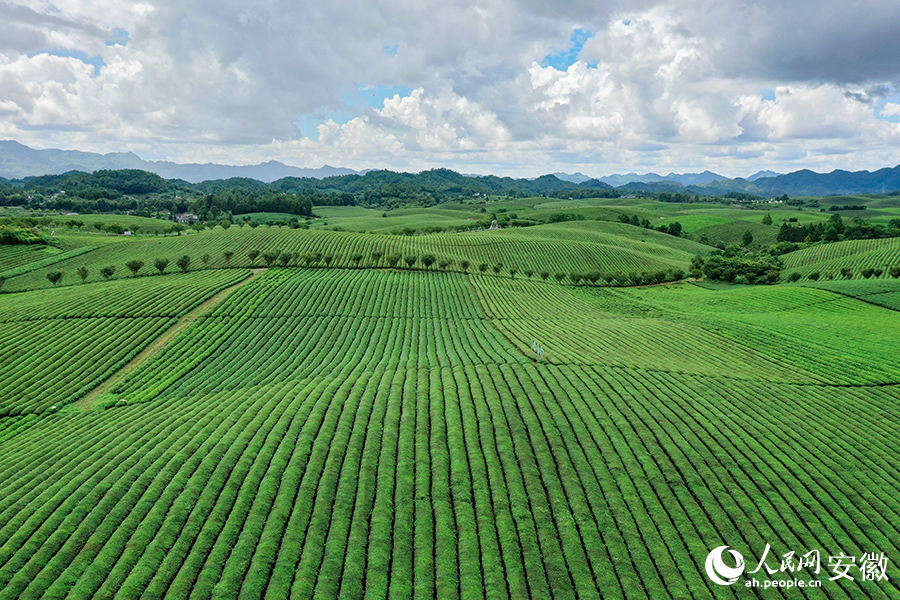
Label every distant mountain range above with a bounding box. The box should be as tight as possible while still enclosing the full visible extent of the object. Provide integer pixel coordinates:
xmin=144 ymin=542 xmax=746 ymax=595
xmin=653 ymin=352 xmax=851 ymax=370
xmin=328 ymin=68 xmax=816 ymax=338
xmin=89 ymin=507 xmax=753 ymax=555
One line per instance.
xmin=0 ymin=140 xmax=359 ymax=183
xmin=3 ymin=140 xmax=900 ymax=198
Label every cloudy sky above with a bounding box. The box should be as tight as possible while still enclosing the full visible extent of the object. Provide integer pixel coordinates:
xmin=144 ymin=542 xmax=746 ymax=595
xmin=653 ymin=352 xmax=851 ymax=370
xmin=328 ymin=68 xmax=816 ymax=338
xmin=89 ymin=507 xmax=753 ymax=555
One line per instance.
xmin=2 ymin=0 xmax=900 ymax=177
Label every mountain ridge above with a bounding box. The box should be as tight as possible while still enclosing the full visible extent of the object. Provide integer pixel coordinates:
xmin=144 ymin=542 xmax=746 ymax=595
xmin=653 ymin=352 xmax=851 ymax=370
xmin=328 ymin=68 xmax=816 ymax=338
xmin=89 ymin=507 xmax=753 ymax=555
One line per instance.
xmin=2 ymin=141 xmax=900 ymax=197
xmin=0 ymin=140 xmax=360 ymax=183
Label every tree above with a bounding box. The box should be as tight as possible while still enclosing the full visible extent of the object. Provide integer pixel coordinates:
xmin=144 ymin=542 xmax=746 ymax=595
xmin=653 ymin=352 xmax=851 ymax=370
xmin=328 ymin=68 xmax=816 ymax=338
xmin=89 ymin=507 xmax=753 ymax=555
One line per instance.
xmin=278 ymin=253 xmax=291 ymax=267
xmin=201 ymin=253 xmax=211 ymax=266
xmin=568 ymin=272 xmax=582 ymax=285
xmin=154 ymin=258 xmax=169 ymax=274
xmin=478 ymin=263 xmax=488 ymax=273
xmin=351 ymin=253 xmax=364 ymax=267
xmin=223 ymin=251 xmax=234 ymax=264
xmin=509 ymin=266 xmax=518 ymax=278
xmin=176 ymin=255 xmax=191 ymax=272
xmin=840 ymin=267 xmax=853 ymax=278
xmin=248 ymin=250 xmax=260 ymax=265
xmin=93 ymin=222 xmax=104 ymax=232
xmin=0 ymin=276 xmax=5 ymax=291
xmin=387 ymin=253 xmax=401 ymax=268
xmin=459 ymin=260 xmax=470 ymax=273
xmin=762 ymin=213 xmax=773 ymax=225
xmin=862 ymin=268 xmax=875 ymax=279
xmin=554 ymin=272 xmax=566 ymax=282
xmin=422 ymin=254 xmax=436 ymax=269
xmin=404 ymin=255 xmax=417 ymax=268
xmin=371 ymin=251 xmax=383 ymax=266
xmin=323 ymin=254 xmax=334 ymax=266
xmin=76 ymin=266 xmax=89 ymax=283
xmin=492 ymin=263 xmax=503 ymax=274
xmin=100 ymin=266 xmax=115 ymax=280
xmin=261 ymin=252 xmax=277 ymax=267
xmin=47 ymin=271 xmax=63 ymax=286
xmin=126 ymin=260 xmax=144 ymax=277
xmin=808 ymin=272 xmax=820 ymax=281
xmin=439 ymin=259 xmax=452 ymax=271
xmin=524 ymin=269 xmax=534 ymax=278
xmin=742 ymin=230 xmax=754 ymax=247
xmin=889 ymin=266 xmax=900 ymax=278
xmin=540 ymin=271 xmax=550 ymax=280
xmin=787 ymin=272 xmax=801 ymax=282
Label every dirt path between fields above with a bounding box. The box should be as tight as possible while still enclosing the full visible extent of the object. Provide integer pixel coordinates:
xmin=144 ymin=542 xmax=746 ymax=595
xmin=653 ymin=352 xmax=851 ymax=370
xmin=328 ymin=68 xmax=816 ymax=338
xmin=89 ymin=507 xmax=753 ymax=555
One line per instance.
xmin=76 ymin=268 xmax=266 ymax=410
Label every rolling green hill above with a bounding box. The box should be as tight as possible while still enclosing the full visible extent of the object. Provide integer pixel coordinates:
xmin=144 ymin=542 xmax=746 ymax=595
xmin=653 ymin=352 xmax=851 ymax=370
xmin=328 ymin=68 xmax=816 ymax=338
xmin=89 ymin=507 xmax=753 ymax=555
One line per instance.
xmin=781 ymin=237 xmax=900 ymax=279
xmin=0 ymin=221 xmax=711 ymax=292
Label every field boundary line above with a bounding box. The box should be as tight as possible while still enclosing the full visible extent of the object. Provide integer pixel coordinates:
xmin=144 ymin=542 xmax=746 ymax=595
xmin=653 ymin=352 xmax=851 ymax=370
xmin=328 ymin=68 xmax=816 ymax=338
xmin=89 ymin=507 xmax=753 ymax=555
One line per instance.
xmin=75 ymin=268 xmax=266 ymax=411
xmin=807 ymin=284 xmax=900 ymax=313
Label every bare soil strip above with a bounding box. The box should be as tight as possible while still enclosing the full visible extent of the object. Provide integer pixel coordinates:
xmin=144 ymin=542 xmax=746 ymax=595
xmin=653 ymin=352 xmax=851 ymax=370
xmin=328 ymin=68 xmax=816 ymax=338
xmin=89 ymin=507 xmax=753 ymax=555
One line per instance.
xmin=76 ymin=268 xmax=266 ymax=410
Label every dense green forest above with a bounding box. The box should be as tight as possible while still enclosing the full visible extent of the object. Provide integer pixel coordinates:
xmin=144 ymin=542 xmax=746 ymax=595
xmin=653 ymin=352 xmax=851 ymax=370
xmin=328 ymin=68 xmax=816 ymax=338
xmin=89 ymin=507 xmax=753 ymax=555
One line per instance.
xmin=0 ymin=167 xmax=696 ymax=219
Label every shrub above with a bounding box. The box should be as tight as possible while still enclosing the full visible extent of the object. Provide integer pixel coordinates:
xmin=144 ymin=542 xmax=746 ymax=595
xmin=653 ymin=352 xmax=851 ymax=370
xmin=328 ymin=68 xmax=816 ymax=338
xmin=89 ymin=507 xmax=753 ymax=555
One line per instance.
xmin=787 ymin=272 xmax=802 ymax=282
xmin=126 ymin=260 xmax=144 ymax=277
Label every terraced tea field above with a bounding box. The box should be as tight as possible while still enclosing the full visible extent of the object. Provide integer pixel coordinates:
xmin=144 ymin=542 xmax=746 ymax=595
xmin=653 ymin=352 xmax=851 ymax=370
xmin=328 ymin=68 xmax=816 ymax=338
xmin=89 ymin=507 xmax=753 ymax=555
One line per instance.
xmin=0 ymin=264 xmax=897 ymax=599
xmin=1 ymin=221 xmax=708 ymax=292
xmin=781 ymin=237 xmax=900 ymax=279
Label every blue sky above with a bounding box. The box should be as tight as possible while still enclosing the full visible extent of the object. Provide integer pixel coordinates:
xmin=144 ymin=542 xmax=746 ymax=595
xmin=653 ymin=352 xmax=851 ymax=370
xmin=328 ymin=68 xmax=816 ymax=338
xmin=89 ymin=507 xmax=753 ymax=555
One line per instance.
xmin=2 ymin=0 xmax=900 ymax=177
xmin=541 ymin=28 xmax=593 ymax=70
